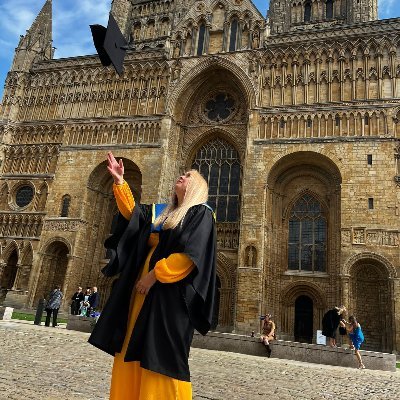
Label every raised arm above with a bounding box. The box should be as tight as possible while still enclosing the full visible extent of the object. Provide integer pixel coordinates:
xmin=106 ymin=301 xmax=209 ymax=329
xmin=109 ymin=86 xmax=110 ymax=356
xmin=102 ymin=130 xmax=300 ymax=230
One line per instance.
xmin=107 ymin=152 xmax=135 ymax=220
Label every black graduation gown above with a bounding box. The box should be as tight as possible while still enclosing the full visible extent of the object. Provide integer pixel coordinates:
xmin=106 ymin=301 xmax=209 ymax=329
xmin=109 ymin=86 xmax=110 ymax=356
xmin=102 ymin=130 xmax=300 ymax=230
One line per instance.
xmin=88 ymin=203 xmax=216 ymax=381
xmin=321 ymin=309 xmax=341 ymax=339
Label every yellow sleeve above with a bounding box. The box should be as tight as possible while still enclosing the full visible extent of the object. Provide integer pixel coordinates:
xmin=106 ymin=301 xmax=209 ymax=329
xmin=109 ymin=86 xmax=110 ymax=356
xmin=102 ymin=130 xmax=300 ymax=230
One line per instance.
xmin=154 ymin=253 xmax=195 ymax=283
xmin=113 ymin=181 xmax=135 ymax=220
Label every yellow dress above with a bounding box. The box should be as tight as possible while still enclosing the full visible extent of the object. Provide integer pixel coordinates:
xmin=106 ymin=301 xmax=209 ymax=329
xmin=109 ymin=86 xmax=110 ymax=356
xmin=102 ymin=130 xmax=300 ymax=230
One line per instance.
xmin=109 ymin=182 xmax=194 ymax=400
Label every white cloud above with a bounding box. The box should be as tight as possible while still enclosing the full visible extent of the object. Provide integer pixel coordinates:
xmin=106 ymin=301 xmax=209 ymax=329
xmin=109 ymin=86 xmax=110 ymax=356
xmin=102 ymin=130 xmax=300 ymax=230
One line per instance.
xmin=379 ymin=0 xmax=397 ymax=18
xmin=53 ymin=0 xmax=111 ymax=58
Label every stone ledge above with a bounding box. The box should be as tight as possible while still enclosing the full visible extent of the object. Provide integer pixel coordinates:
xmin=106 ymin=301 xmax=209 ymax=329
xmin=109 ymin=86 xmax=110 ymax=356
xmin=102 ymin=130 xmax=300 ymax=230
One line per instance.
xmin=192 ymin=331 xmax=396 ymax=372
xmin=66 ymin=315 xmax=96 ymax=333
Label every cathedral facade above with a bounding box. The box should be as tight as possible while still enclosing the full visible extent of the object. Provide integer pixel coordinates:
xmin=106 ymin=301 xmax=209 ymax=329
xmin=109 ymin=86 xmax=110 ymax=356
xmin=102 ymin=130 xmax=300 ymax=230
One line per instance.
xmin=0 ymin=0 xmax=399 ymax=353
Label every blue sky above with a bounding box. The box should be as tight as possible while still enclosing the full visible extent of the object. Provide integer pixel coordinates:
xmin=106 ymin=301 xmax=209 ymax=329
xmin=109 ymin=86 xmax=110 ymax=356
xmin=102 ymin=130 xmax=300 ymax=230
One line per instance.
xmin=0 ymin=0 xmax=399 ymax=100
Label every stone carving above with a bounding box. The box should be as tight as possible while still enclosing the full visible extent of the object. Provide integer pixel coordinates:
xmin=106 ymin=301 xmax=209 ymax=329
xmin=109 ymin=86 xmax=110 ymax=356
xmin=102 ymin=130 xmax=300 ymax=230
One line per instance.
xmin=341 ymin=230 xmax=351 ymax=244
xmin=245 ymin=245 xmax=257 ymax=268
xmin=252 ymin=31 xmax=260 ymax=49
xmin=382 ymin=231 xmax=399 ymax=247
xmin=43 ymin=219 xmax=86 ymax=232
xmin=352 ymin=228 xmax=365 ymax=244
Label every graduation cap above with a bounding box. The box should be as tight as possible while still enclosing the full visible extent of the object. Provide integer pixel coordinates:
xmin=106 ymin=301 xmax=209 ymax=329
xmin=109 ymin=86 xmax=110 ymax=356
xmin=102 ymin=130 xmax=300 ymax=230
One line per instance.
xmin=90 ymin=13 xmax=128 ymax=76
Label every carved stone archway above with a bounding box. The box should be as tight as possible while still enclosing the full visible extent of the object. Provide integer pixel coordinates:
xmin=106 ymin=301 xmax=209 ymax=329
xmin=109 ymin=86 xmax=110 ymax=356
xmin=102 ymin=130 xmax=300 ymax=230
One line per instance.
xmin=349 ymin=257 xmax=394 ymax=352
xmin=34 ymin=240 xmax=69 ymax=305
xmin=279 ymin=281 xmax=326 ymax=342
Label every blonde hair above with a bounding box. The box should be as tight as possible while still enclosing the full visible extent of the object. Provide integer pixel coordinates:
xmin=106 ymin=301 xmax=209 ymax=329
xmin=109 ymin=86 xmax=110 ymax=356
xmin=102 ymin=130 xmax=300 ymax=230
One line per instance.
xmin=154 ymin=170 xmax=208 ymax=230
xmin=336 ymin=305 xmax=347 ymax=315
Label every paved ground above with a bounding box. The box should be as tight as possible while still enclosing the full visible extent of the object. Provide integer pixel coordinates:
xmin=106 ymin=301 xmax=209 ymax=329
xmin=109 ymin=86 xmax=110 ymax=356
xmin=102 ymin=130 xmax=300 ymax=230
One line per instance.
xmin=0 ymin=320 xmax=399 ymax=400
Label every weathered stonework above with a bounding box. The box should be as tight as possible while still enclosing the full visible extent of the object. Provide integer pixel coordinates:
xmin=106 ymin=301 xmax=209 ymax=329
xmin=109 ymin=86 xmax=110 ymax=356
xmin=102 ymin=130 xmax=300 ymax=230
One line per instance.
xmin=0 ymin=0 xmax=399 ymax=353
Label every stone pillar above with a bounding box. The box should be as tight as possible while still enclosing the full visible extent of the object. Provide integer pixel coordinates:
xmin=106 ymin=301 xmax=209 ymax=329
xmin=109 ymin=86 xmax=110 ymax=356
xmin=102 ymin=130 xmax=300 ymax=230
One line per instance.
xmin=234 ymin=110 xmax=265 ymax=334
xmin=61 ymin=255 xmax=75 ymax=310
xmin=0 ymin=262 xmax=6 ymax=284
xmin=391 ymin=277 xmax=400 ymax=353
xmin=11 ymin=263 xmax=22 ymax=290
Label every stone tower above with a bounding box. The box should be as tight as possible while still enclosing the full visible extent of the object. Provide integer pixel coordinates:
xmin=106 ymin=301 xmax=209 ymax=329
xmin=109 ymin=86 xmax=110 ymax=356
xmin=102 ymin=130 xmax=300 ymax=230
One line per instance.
xmin=10 ymin=0 xmax=53 ymax=72
xmin=2 ymin=0 xmax=53 ymax=122
xmin=110 ymin=0 xmax=133 ymax=38
xmin=268 ymin=0 xmax=378 ymax=34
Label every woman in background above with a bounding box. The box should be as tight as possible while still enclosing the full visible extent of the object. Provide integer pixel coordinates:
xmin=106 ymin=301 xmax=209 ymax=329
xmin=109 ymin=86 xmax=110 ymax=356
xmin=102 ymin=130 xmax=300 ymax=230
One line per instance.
xmin=322 ymin=305 xmax=347 ymax=347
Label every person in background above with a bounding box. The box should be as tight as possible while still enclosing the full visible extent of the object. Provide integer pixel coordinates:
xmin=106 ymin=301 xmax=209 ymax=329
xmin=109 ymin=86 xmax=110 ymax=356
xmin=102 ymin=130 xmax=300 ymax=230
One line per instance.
xmin=79 ymin=288 xmax=91 ymax=316
xmin=88 ymin=286 xmax=100 ymax=317
xmin=321 ymin=305 xmax=347 ymax=347
xmin=340 ymin=316 xmax=365 ymax=369
xmin=70 ymin=286 xmax=84 ymax=315
xmin=260 ymin=314 xmax=276 ymax=357
xmin=45 ymin=286 xmax=63 ymax=327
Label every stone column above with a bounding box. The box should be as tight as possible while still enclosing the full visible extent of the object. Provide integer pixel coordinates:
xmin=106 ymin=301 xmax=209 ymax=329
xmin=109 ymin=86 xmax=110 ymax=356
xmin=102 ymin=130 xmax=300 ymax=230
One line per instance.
xmin=11 ymin=263 xmax=22 ymax=290
xmin=0 ymin=262 xmax=6 ymax=284
xmin=61 ymin=255 xmax=76 ymax=310
xmin=222 ymin=22 xmax=229 ymax=52
xmin=234 ymin=110 xmax=265 ymax=334
xmin=390 ymin=277 xmax=400 ymax=353
xmin=376 ymin=52 xmax=383 ymax=98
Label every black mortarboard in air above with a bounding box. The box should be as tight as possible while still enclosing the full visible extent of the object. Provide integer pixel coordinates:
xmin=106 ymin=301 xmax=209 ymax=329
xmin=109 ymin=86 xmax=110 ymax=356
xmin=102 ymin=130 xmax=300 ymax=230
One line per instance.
xmin=90 ymin=13 xmax=128 ymax=76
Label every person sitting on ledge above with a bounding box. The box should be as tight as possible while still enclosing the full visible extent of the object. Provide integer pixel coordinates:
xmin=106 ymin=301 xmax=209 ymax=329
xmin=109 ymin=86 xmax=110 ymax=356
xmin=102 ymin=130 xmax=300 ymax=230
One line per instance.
xmin=260 ymin=314 xmax=276 ymax=357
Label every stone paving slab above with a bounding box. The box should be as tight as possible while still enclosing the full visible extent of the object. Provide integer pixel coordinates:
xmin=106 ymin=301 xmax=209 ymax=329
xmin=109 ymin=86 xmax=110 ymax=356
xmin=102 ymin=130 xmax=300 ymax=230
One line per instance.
xmin=1 ymin=320 xmax=400 ymax=400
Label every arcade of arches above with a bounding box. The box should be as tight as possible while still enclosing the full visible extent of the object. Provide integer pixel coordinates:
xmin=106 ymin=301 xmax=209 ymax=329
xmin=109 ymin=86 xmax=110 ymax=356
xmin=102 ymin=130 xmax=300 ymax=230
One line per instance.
xmin=2 ymin=0 xmax=400 ymax=366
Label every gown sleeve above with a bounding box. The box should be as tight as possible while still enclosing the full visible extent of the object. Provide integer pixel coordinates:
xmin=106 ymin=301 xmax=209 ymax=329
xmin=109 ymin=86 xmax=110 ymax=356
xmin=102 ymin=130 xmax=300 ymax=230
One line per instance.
xmin=154 ymin=253 xmax=195 ymax=283
xmin=113 ymin=181 xmax=135 ymax=220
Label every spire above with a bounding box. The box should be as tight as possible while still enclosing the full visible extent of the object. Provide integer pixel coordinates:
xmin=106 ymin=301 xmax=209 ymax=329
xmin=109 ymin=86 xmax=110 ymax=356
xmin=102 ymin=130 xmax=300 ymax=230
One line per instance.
xmin=11 ymin=0 xmax=53 ymax=72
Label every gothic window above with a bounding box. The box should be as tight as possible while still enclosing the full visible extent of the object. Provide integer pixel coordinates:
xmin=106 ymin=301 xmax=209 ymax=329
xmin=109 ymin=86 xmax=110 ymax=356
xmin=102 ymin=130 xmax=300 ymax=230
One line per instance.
xmin=326 ymin=0 xmax=334 ymax=19
xmin=335 ymin=115 xmax=340 ymax=127
xmin=304 ymin=0 xmax=312 ymax=22
xmin=60 ymin=195 xmax=71 ymax=217
xmin=364 ymin=114 xmax=369 ymax=125
xmin=229 ymin=19 xmax=238 ymax=52
xmin=288 ymin=194 xmax=327 ymax=272
xmin=15 ymin=185 xmax=34 ymax=207
xmin=204 ymin=93 xmax=235 ymax=122
xmin=192 ymin=138 xmax=241 ymax=222
xmin=197 ymin=23 xmax=206 ymax=55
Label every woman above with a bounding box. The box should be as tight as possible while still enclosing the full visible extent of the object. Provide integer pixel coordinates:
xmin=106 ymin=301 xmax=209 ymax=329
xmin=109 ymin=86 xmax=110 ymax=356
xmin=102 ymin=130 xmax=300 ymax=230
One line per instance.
xmin=89 ymin=152 xmax=216 ymax=399
xmin=340 ymin=316 xmax=365 ymax=369
xmin=260 ymin=314 xmax=276 ymax=357
xmin=79 ymin=288 xmax=91 ymax=317
xmin=321 ymin=305 xmax=346 ymax=347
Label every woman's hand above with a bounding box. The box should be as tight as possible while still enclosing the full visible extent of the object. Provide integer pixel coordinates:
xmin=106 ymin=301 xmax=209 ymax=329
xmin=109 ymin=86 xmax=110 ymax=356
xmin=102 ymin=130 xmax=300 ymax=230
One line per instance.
xmin=107 ymin=151 xmax=124 ymax=185
xmin=136 ymin=270 xmax=157 ymax=295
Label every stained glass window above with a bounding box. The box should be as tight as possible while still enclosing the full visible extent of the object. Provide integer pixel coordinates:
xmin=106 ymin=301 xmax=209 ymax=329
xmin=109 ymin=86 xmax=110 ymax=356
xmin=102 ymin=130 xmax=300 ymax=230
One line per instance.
xmin=229 ymin=19 xmax=238 ymax=52
xmin=197 ymin=23 xmax=206 ymax=56
xmin=204 ymin=93 xmax=235 ymax=122
xmin=192 ymin=138 xmax=241 ymax=222
xmin=304 ymin=1 xmax=312 ymax=22
xmin=288 ymin=194 xmax=327 ymax=272
xmin=60 ymin=195 xmax=71 ymax=217
xmin=16 ymin=185 xmax=34 ymax=207
xmin=326 ymin=0 xmax=334 ymax=19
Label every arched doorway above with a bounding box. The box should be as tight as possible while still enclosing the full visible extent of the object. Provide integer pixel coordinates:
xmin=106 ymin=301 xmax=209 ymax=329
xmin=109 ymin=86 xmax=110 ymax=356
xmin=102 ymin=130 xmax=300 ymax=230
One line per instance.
xmin=211 ymin=275 xmax=221 ymax=330
xmin=1 ymin=250 xmax=18 ymax=289
xmin=350 ymin=259 xmax=392 ymax=352
xmin=35 ymin=241 xmax=69 ymax=303
xmin=79 ymin=159 xmax=142 ymax=306
xmin=294 ymin=295 xmax=313 ymax=343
